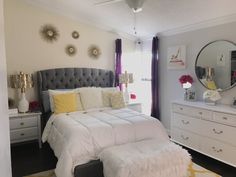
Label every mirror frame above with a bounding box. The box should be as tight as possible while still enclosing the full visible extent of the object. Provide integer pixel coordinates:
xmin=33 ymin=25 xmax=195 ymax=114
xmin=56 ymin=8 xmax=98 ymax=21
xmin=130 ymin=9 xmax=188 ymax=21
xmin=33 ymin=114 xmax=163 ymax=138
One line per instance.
xmin=195 ymin=40 xmax=236 ymax=92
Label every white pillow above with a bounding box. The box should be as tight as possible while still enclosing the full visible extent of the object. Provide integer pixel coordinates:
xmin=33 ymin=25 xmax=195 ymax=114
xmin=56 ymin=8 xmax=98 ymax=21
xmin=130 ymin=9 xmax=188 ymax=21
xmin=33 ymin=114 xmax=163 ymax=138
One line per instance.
xmin=79 ymin=87 xmax=103 ymax=110
xmin=48 ymin=89 xmax=83 ymax=112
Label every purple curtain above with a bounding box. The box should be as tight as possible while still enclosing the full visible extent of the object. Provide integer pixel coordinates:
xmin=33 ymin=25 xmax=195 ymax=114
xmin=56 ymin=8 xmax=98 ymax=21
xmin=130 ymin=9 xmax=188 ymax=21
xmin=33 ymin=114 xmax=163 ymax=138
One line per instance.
xmin=115 ymin=39 xmax=122 ymax=90
xmin=151 ymin=36 xmax=160 ymax=119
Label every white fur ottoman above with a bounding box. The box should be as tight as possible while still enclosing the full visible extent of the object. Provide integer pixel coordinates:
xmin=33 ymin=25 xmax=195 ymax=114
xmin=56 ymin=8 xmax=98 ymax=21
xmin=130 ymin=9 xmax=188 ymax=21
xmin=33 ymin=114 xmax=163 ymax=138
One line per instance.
xmin=99 ymin=139 xmax=191 ymax=177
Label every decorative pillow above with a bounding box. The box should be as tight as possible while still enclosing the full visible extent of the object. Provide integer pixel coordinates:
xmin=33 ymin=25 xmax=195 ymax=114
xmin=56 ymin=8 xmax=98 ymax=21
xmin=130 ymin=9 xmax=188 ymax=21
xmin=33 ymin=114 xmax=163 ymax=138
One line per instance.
xmin=79 ymin=87 xmax=103 ymax=110
xmin=53 ymin=93 xmax=78 ymax=114
xmin=102 ymin=87 xmax=120 ymax=107
xmin=110 ymin=91 xmax=125 ymax=109
xmin=48 ymin=89 xmax=83 ymax=112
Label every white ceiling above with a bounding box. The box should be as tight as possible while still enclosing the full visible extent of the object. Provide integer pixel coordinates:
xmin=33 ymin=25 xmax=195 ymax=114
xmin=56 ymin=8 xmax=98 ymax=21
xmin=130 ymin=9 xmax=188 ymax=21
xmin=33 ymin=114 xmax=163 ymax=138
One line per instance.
xmin=24 ymin=0 xmax=236 ymax=39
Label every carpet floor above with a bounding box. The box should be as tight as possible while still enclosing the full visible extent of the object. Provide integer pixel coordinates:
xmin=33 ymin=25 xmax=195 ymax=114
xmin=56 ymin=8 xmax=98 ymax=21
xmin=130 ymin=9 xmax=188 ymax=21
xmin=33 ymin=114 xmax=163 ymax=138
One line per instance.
xmin=24 ymin=162 xmax=221 ymax=177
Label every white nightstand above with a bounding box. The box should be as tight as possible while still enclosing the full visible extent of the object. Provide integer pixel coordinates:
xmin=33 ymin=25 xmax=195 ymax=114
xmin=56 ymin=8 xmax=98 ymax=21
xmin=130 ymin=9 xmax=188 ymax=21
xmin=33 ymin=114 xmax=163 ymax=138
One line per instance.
xmin=127 ymin=103 xmax=142 ymax=113
xmin=9 ymin=112 xmax=42 ymax=148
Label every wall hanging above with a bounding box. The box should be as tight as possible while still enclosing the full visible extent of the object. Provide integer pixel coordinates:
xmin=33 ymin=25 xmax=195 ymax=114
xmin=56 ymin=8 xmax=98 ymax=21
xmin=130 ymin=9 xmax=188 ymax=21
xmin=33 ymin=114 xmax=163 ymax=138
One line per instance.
xmin=40 ymin=24 xmax=59 ymax=43
xmin=72 ymin=31 xmax=80 ymax=39
xmin=65 ymin=45 xmax=77 ymax=56
xmin=88 ymin=45 xmax=101 ymax=59
xmin=167 ymin=45 xmax=186 ymax=69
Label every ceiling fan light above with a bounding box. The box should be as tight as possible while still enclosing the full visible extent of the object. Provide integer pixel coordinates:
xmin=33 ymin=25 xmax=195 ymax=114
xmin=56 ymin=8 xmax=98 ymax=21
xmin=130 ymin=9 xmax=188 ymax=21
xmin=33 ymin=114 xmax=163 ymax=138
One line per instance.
xmin=126 ymin=0 xmax=145 ymax=12
xmin=132 ymin=7 xmax=142 ymax=13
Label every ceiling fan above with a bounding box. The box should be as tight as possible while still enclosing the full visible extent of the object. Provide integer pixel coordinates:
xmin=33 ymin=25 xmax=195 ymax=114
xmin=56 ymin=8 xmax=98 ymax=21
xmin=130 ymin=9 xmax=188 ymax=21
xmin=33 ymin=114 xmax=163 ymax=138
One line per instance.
xmin=94 ymin=0 xmax=146 ymax=13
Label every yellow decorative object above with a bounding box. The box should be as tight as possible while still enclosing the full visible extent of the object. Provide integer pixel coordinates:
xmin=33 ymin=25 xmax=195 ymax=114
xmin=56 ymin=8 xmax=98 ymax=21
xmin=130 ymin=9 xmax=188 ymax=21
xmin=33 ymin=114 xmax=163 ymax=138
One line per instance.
xmin=53 ymin=93 xmax=78 ymax=114
xmin=187 ymin=162 xmax=221 ymax=177
xmin=207 ymin=80 xmax=217 ymax=90
xmin=110 ymin=91 xmax=125 ymax=109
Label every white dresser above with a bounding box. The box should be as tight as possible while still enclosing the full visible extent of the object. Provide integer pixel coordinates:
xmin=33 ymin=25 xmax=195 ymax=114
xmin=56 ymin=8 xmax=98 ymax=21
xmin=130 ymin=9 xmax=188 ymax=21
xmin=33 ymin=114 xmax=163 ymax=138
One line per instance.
xmin=171 ymin=100 xmax=236 ymax=167
xmin=9 ymin=112 xmax=42 ymax=148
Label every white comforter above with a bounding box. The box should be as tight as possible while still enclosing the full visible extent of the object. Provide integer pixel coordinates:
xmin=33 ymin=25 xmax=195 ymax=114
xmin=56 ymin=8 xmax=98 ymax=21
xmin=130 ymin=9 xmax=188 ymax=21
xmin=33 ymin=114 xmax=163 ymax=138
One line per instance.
xmin=42 ymin=108 xmax=169 ymax=177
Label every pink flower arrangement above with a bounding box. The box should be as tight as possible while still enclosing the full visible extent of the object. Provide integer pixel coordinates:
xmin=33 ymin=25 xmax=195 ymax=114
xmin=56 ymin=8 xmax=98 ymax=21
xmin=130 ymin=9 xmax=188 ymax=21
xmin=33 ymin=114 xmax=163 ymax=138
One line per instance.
xmin=179 ymin=75 xmax=193 ymax=85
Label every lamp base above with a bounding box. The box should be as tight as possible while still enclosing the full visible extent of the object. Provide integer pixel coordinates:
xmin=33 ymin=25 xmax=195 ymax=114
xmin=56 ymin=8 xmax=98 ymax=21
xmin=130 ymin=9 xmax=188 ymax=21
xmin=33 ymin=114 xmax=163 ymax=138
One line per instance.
xmin=124 ymin=88 xmax=129 ymax=104
xmin=18 ymin=93 xmax=29 ymax=113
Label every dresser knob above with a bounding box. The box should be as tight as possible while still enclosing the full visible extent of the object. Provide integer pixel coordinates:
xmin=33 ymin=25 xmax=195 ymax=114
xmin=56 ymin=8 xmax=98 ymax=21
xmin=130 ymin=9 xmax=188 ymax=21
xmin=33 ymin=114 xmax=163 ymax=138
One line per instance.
xmin=20 ymin=133 xmax=25 ymax=136
xmin=181 ymin=135 xmax=189 ymax=140
xmin=212 ymin=146 xmax=223 ymax=153
xmin=199 ymin=112 xmax=203 ymax=115
xmin=179 ymin=107 xmax=183 ymax=111
xmin=213 ymin=128 xmax=223 ymax=134
xmin=20 ymin=122 xmax=24 ymax=126
xmin=181 ymin=120 xmax=189 ymax=125
xmin=222 ymin=117 xmax=228 ymax=120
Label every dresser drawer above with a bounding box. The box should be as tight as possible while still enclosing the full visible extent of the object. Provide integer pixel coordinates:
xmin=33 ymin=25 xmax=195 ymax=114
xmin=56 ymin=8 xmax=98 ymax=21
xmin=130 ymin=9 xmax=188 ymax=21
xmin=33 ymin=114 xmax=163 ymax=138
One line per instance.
xmin=172 ymin=113 xmax=201 ymax=133
xmin=171 ymin=128 xmax=200 ymax=149
xmin=173 ymin=104 xmax=212 ymax=120
xmin=10 ymin=127 xmax=38 ymax=141
xmin=10 ymin=116 xmax=38 ymax=130
xmin=202 ymin=137 xmax=236 ymax=166
xmin=201 ymin=120 xmax=236 ymax=146
xmin=213 ymin=112 xmax=236 ymax=127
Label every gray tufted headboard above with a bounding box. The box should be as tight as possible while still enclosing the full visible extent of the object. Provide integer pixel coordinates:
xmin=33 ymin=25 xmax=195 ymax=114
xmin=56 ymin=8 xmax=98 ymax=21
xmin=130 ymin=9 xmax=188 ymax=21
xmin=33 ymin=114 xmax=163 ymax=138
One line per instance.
xmin=37 ymin=68 xmax=114 ymax=114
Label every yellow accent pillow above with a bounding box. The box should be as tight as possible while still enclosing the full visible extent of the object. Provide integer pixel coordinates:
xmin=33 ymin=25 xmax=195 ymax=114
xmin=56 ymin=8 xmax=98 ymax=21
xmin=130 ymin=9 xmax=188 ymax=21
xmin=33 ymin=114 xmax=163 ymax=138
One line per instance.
xmin=53 ymin=93 xmax=78 ymax=114
xmin=110 ymin=92 xmax=125 ymax=109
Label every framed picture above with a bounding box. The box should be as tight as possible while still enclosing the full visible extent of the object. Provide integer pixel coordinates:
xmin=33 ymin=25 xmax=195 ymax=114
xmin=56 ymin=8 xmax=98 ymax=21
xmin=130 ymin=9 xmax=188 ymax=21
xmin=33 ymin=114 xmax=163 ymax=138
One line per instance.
xmin=167 ymin=45 xmax=186 ymax=69
xmin=186 ymin=89 xmax=196 ymax=101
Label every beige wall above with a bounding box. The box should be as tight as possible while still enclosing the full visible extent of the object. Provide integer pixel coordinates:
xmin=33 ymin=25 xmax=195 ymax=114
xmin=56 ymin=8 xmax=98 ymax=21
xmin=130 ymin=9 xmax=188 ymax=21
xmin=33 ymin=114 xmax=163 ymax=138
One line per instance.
xmin=0 ymin=0 xmax=12 ymax=176
xmin=4 ymin=0 xmax=135 ymax=102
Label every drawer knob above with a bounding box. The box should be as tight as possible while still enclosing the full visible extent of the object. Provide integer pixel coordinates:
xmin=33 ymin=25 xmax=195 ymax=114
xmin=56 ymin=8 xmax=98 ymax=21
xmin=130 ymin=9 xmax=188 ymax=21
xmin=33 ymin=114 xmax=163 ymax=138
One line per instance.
xmin=181 ymin=120 xmax=190 ymax=125
xmin=181 ymin=135 xmax=189 ymax=140
xmin=222 ymin=117 xmax=228 ymax=120
xmin=213 ymin=128 xmax=223 ymax=134
xmin=20 ymin=122 xmax=24 ymax=126
xmin=212 ymin=146 xmax=223 ymax=153
xmin=179 ymin=107 xmax=183 ymax=111
xmin=199 ymin=112 xmax=203 ymax=115
xmin=20 ymin=133 xmax=25 ymax=136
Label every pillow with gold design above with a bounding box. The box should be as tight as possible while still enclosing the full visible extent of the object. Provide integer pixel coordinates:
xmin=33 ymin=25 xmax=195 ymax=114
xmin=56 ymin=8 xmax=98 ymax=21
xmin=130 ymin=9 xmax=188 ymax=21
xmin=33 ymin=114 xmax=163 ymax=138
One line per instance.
xmin=110 ymin=91 xmax=125 ymax=109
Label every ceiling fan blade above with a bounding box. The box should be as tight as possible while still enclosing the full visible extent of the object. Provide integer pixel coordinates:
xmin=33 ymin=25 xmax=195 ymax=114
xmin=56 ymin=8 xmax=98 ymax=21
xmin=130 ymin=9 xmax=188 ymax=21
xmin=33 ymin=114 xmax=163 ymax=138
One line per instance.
xmin=94 ymin=0 xmax=124 ymax=6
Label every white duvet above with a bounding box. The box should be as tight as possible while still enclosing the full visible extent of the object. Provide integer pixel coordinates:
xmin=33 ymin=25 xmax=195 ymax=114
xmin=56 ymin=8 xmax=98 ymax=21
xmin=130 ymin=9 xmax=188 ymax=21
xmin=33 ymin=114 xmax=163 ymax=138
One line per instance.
xmin=42 ymin=108 xmax=169 ymax=177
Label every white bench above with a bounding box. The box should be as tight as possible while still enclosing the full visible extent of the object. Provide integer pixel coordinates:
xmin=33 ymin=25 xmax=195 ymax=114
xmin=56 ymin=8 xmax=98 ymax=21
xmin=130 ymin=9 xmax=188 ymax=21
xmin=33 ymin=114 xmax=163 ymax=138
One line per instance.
xmin=99 ymin=139 xmax=191 ymax=177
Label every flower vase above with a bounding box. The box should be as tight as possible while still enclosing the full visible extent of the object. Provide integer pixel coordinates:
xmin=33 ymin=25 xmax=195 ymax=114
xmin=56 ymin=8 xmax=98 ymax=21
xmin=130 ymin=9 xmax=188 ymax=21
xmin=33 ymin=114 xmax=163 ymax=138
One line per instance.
xmin=184 ymin=89 xmax=188 ymax=100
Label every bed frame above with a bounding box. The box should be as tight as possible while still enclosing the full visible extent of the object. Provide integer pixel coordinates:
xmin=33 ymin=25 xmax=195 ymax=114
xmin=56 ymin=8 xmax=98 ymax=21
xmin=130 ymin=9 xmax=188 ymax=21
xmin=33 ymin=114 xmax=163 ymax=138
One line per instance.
xmin=37 ymin=67 xmax=114 ymax=177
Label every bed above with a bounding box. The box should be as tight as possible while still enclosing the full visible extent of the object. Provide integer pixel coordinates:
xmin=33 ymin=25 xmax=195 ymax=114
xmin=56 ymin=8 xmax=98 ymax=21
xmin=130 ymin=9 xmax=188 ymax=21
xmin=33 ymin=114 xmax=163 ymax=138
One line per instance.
xmin=37 ymin=68 xmax=189 ymax=177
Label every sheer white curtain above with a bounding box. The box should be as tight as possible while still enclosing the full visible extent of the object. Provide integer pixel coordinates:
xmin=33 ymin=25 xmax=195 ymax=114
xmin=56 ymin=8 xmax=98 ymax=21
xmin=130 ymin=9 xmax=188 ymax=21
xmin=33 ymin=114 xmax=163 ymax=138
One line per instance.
xmin=122 ymin=40 xmax=152 ymax=115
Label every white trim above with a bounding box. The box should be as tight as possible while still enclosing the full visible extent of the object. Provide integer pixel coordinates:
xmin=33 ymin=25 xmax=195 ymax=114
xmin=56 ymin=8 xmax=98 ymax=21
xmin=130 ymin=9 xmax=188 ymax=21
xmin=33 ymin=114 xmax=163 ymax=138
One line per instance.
xmin=0 ymin=0 xmax=12 ymax=176
xmin=158 ymin=13 xmax=236 ymax=37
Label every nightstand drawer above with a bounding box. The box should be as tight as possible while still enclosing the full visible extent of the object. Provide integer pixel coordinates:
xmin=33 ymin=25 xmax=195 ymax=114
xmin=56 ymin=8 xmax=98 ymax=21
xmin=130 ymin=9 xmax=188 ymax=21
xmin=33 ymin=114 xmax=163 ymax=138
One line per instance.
xmin=10 ymin=116 xmax=37 ymax=130
xmin=10 ymin=127 xmax=38 ymax=141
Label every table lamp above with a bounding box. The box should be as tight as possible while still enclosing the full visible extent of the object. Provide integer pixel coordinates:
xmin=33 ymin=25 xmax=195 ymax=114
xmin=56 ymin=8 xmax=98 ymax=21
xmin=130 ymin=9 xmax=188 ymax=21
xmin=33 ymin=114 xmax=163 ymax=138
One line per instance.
xmin=119 ymin=71 xmax=133 ymax=104
xmin=10 ymin=72 xmax=34 ymax=113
